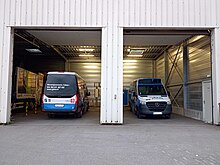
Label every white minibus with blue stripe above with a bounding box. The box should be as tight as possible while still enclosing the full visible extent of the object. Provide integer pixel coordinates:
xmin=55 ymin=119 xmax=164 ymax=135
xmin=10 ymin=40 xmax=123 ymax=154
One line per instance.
xmin=41 ymin=72 xmax=89 ymax=118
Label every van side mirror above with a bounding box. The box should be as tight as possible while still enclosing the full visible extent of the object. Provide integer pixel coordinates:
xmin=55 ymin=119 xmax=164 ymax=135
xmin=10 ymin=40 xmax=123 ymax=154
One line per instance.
xmin=133 ymin=91 xmax=137 ymax=97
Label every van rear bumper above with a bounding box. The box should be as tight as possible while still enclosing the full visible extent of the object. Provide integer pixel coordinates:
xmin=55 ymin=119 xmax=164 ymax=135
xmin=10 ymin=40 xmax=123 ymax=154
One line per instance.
xmin=138 ymin=104 xmax=172 ymax=116
xmin=42 ymin=103 xmax=77 ymax=112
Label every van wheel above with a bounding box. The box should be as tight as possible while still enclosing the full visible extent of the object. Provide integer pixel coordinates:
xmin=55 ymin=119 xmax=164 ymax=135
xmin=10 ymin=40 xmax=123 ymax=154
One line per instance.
xmin=47 ymin=113 xmax=53 ymax=118
xmin=165 ymin=114 xmax=171 ymax=119
xmin=76 ymin=110 xmax=83 ymax=118
xmin=137 ymin=111 xmax=144 ymax=119
xmin=86 ymin=104 xmax=89 ymax=112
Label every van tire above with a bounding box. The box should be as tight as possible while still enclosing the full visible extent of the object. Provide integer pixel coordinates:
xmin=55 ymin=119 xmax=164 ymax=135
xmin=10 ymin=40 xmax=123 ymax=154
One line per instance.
xmin=137 ymin=111 xmax=144 ymax=119
xmin=47 ymin=113 xmax=54 ymax=118
xmin=165 ymin=114 xmax=171 ymax=119
xmin=76 ymin=110 xmax=82 ymax=118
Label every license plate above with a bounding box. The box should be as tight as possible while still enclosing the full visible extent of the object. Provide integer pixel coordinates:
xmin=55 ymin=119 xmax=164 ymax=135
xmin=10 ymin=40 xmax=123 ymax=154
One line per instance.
xmin=153 ymin=112 xmax=162 ymax=115
xmin=55 ymin=104 xmax=64 ymax=107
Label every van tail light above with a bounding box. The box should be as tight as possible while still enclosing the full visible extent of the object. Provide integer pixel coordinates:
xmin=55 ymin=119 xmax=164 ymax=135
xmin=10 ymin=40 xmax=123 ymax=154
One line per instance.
xmin=42 ymin=94 xmax=44 ymax=104
xmin=70 ymin=94 xmax=79 ymax=105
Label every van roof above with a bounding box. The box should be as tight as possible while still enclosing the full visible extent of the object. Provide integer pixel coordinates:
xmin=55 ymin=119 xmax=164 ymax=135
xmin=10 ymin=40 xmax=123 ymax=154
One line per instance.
xmin=47 ymin=72 xmax=77 ymax=75
xmin=134 ymin=78 xmax=161 ymax=82
xmin=135 ymin=78 xmax=162 ymax=85
xmin=47 ymin=72 xmax=84 ymax=80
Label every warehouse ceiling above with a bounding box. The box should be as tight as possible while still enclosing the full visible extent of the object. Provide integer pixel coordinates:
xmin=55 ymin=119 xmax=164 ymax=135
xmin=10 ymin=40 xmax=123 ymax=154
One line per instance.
xmin=14 ymin=29 xmax=207 ymax=60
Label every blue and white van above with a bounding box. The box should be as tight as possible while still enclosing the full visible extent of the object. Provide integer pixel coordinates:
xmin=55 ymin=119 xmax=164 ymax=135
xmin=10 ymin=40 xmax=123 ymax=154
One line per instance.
xmin=41 ymin=72 xmax=90 ymax=118
xmin=129 ymin=78 xmax=172 ymax=119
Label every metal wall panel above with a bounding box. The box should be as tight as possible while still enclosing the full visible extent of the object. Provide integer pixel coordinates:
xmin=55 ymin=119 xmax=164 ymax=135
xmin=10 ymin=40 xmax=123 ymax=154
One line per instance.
xmin=122 ymin=0 xmax=219 ymax=27
xmin=187 ymin=35 xmax=211 ymax=111
xmin=155 ymin=47 xmax=184 ymax=108
xmin=188 ymin=83 xmax=203 ymax=111
xmin=188 ymin=36 xmax=211 ymax=81
xmin=167 ymin=46 xmax=183 ymax=108
xmin=0 ymin=0 xmax=219 ymax=27
xmin=167 ymin=50 xmax=184 ymax=109
xmin=155 ymin=55 xmax=165 ymax=83
xmin=123 ymin=59 xmax=154 ymax=88
xmin=167 ymin=46 xmax=183 ymax=85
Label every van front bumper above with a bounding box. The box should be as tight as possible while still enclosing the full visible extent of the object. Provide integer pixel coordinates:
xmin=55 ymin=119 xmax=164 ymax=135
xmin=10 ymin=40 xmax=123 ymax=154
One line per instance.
xmin=138 ymin=103 xmax=172 ymax=116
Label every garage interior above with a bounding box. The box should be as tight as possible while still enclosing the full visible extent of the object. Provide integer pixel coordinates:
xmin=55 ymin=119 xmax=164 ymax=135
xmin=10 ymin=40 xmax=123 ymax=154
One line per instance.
xmin=123 ymin=30 xmax=212 ymax=123
xmin=12 ymin=29 xmax=102 ymax=120
xmin=11 ymin=28 xmax=212 ymax=123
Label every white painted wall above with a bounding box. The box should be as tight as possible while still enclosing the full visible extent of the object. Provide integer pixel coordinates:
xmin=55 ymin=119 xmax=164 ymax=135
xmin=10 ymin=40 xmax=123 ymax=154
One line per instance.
xmin=0 ymin=0 xmax=220 ymax=124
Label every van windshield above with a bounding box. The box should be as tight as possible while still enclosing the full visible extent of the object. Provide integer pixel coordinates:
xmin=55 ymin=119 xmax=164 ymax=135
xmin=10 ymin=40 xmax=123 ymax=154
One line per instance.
xmin=138 ymin=85 xmax=167 ymax=96
xmin=44 ymin=74 xmax=77 ymax=97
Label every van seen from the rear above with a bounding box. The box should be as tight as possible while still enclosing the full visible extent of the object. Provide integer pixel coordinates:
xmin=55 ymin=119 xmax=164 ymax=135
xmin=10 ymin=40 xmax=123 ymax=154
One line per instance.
xmin=41 ymin=72 xmax=90 ymax=118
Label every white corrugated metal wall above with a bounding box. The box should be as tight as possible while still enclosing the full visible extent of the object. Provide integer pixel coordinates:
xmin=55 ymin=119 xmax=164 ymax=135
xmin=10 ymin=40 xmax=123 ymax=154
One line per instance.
xmin=0 ymin=0 xmax=220 ymax=124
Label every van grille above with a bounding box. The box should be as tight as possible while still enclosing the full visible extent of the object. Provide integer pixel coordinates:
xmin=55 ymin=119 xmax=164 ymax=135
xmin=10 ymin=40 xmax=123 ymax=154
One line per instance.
xmin=146 ymin=102 xmax=167 ymax=112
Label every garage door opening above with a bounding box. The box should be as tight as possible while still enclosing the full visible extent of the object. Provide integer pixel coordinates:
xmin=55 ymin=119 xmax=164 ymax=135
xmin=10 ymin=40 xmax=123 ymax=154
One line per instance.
xmin=123 ymin=29 xmax=212 ymax=123
xmin=11 ymin=29 xmax=101 ymax=123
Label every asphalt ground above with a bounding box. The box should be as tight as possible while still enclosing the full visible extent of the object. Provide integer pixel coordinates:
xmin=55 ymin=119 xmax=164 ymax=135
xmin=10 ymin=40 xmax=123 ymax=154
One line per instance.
xmin=1 ymin=107 xmax=220 ymax=165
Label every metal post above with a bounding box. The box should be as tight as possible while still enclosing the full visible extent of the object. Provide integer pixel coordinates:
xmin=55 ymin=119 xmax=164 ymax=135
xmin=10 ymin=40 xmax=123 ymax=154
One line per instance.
xmin=164 ymin=51 xmax=168 ymax=84
xmin=183 ymin=43 xmax=189 ymax=115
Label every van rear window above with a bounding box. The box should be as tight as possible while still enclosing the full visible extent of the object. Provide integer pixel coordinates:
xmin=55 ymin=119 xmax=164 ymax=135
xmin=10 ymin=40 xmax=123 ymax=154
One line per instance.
xmin=44 ymin=74 xmax=77 ymax=97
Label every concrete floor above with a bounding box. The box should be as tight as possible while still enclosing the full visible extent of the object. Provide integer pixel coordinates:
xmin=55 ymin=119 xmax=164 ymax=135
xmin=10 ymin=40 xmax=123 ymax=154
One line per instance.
xmin=1 ymin=107 xmax=220 ymax=165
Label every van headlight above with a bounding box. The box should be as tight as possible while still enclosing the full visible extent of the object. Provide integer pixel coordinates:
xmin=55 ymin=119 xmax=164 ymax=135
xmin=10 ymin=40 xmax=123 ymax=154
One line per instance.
xmin=140 ymin=100 xmax=146 ymax=104
xmin=167 ymin=100 xmax=171 ymax=105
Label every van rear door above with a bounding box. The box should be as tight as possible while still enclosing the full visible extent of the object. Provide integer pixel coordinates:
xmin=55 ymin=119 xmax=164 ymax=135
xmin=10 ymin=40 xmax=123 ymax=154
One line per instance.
xmin=44 ymin=74 xmax=77 ymax=98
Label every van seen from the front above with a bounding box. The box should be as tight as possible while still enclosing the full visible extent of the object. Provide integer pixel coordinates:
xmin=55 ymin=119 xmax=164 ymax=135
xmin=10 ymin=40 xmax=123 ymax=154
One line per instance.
xmin=41 ymin=72 xmax=90 ymax=118
xmin=129 ymin=78 xmax=172 ymax=119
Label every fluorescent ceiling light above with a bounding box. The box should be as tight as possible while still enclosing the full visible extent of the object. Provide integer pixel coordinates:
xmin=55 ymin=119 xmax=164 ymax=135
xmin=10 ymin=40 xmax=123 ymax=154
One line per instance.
xmin=26 ymin=49 xmax=42 ymax=53
xmin=78 ymin=48 xmax=95 ymax=52
xmin=130 ymin=49 xmax=145 ymax=54
xmin=127 ymin=54 xmax=143 ymax=57
xmin=83 ymin=66 xmax=98 ymax=69
xmin=79 ymin=54 xmax=94 ymax=57
xmin=123 ymin=60 xmax=137 ymax=63
xmin=123 ymin=66 xmax=137 ymax=69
